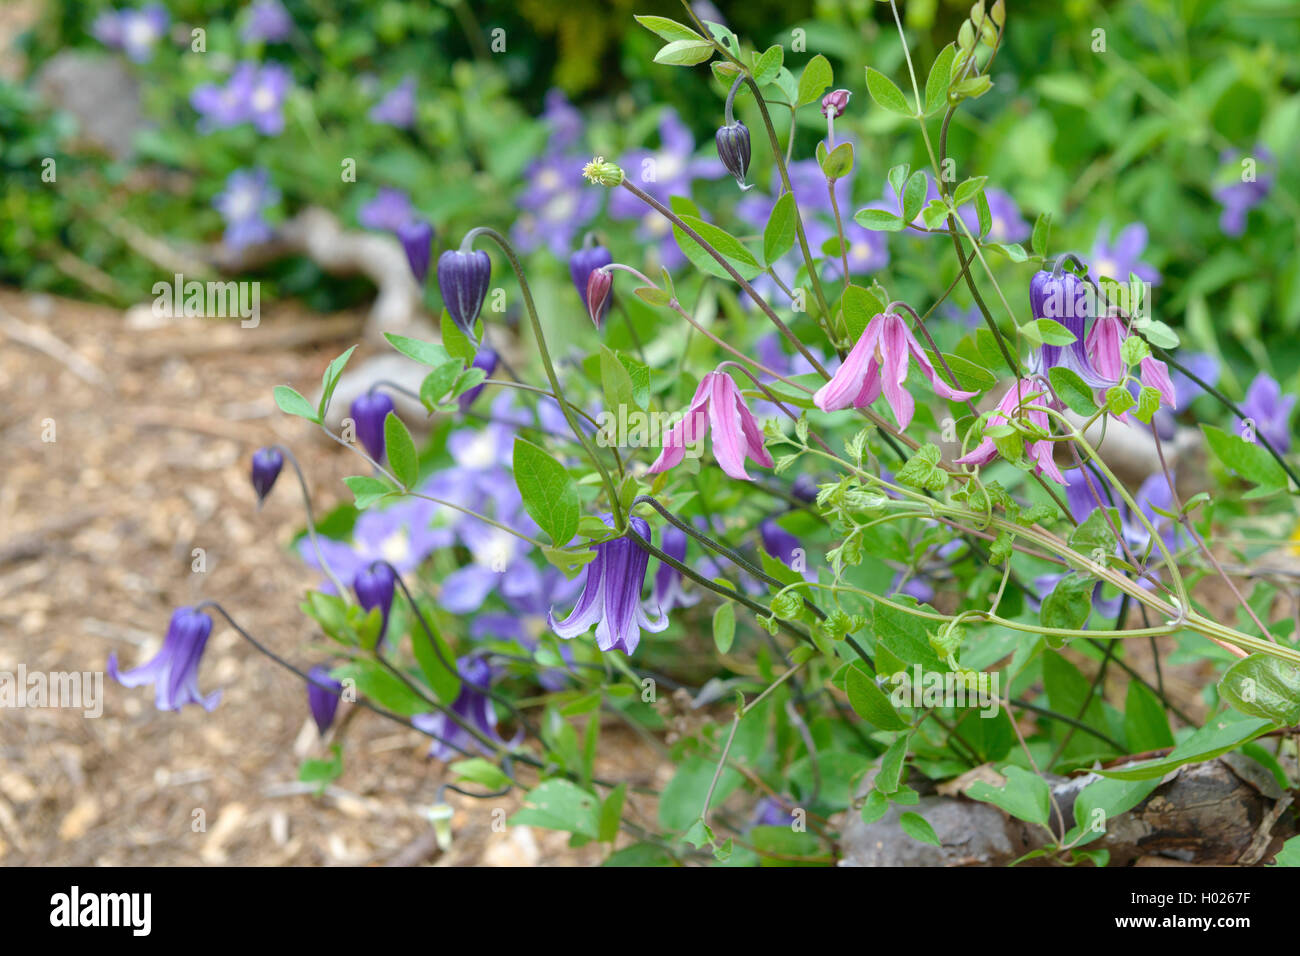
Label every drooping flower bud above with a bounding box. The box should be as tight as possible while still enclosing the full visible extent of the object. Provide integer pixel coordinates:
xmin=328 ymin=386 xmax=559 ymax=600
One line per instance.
xmin=437 ymin=248 xmax=491 ymax=337
xmin=585 ymin=268 xmax=613 ymax=329
xmin=307 ymin=665 xmax=343 ymax=735
xmin=715 ymin=120 xmax=751 ymax=189
xmin=397 ymin=218 xmax=434 ymax=284
xmin=570 ymin=244 xmax=613 ymax=323
xmin=350 ymin=391 xmax=395 ymax=463
xmin=458 ymin=347 xmax=498 ymax=412
xmin=250 ymin=446 xmax=284 ymax=504
xmin=821 ymin=89 xmax=851 ymax=118
xmin=354 ymin=562 xmax=397 ymax=645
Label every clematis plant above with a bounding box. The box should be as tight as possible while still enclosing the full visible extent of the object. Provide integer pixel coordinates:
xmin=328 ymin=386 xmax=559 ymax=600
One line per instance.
xmin=121 ymin=2 xmax=1300 ymax=869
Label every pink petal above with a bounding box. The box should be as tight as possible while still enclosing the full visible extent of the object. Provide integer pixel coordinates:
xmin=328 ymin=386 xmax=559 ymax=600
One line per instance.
xmin=907 ymin=334 xmax=980 ymax=401
xmin=1085 ymin=314 xmax=1124 ymax=383
xmin=813 ymin=315 xmax=883 ymax=412
xmin=647 ymin=375 xmax=713 ymax=474
xmin=1029 ymin=439 xmax=1066 ymax=484
xmin=734 ymin=386 xmax=775 ymax=469
xmin=707 ymin=372 xmax=751 ymax=480
xmin=1140 ymin=357 xmax=1177 ymax=409
xmin=955 ymin=438 xmax=997 ymax=466
xmin=879 ymin=314 xmax=915 ymax=429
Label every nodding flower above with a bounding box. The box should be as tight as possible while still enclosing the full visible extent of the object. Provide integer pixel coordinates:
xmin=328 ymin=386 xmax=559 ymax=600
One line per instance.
xmin=307 ymin=665 xmax=343 ymax=735
xmin=648 ymin=368 xmax=774 ymax=481
xmin=715 ymin=120 xmax=751 ymax=189
xmin=437 ymin=248 xmax=492 ymax=337
xmin=1085 ymin=312 xmax=1177 ymax=408
xmin=585 ymin=268 xmax=613 ymax=330
xmin=813 ymin=311 xmax=980 ymax=430
xmin=956 ymin=380 xmax=1066 ymax=484
xmin=549 ymin=515 xmax=667 ymax=655
xmin=716 ymin=75 xmax=752 ymax=190
xmin=820 ymin=89 xmax=851 ymax=119
xmin=250 ymin=446 xmax=284 ymax=504
xmin=652 ymin=524 xmax=699 ymax=614
xmin=353 ymin=562 xmax=397 ymax=645
xmin=108 ymin=606 xmax=221 ymax=712
xmin=569 ymin=242 xmax=613 ymax=327
xmin=1027 ymin=268 xmax=1108 ymax=387
xmin=350 ymin=391 xmax=395 ymax=463
xmin=412 ymin=655 xmax=521 ymax=761
xmin=397 ymin=219 xmax=434 ymax=284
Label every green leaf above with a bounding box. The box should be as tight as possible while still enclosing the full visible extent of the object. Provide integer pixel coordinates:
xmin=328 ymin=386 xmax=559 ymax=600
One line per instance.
xmin=865 ymin=66 xmax=912 ymax=115
xmin=840 ymin=284 xmax=887 ymax=340
xmin=598 ymin=783 xmax=627 ymax=843
xmin=1202 ymin=423 xmax=1288 ymax=489
xmin=1072 ymin=775 xmax=1160 ymax=834
xmin=1040 ymin=573 xmax=1093 ymax=636
xmin=901 ymin=170 xmax=928 ymax=225
xmin=895 ymin=443 xmax=948 ymax=492
xmin=599 ymin=345 xmax=639 ymax=414
xmin=1096 ymin=716 xmax=1275 ymax=780
xmin=967 ymin=766 xmax=1052 ymax=827
xmin=845 ymin=664 xmax=909 ymax=730
xmin=952 ymin=176 xmax=988 ymax=207
xmin=1049 ymin=366 xmax=1098 ymax=415
xmin=419 ymin=359 xmax=465 ymax=410
xmin=1218 ymin=654 xmax=1300 ymax=725
xmin=821 ymin=141 xmax=854 ymax=180
xmin=332 ymin=660 xmax=428 ymax=717
xmin=318 ymin=345 xmax=357 ymax=419
xmin=509 ymin=780 xmax=600 ymax=837
xmin=633 ymin=14 xmax=701 ymax=42
xmin=383 ymin=333 xmax=450 ymax=367
xmin=1031 ymin=212 xmax=1052 ymax=257
xmin=712 ymin=603 xmax=736 ymax=655
xmin=1029 ymin=318 xmax=1075 ymax=346
xmin=273 ymin=385 xmax=321 ymax=423
xmin=653 ymin=39 xmax=714 ymax=66
xmin=1105 ymin=385 xmax=1136 ymax=417
xmin=1273 ymin=835 xmax=1300 ymax=866
xmin=384 ymin=412 xmax=419 ymax=488
xmin=875 ymin=735 xmax=911 ymax=794
xmin=671 ymin=214 xmax=763 ymax=281
xmin=450 ymin=758 xmax=511 ymax=790
xmin=343 ymin=475 xmax=396 ymax=509
xmin=513 ymin=437 xmax=580 ymax=546
xmin=752 ymin=44 xmax=783 ymax=85
xmin=440 ymin=310 xmax=477 ymax=365
xmin=1124 ymin=681 xmax=1175 ymax=751
xmin=410 ymin=614 xmax=462 ymax=705
xmin=898 ymin=812 xmax=941 ymax=846
xmin=928 ymin=351 xmax=995 ymax=392
xmin=854 ymin=208 xmax=905 ymax=232
xmin=763 ymin=192 xmax=797 ymax=266
xmin=796 ymin=54 xmax=833 ymax=107
xmin=923 ymin=44 xmax=956 ymax=114
xmin=1132 ymin=385 xmax=1162 ymax=424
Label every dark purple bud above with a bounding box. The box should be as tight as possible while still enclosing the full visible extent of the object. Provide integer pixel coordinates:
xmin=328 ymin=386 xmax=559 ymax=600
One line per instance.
xmin=397 ymin=219 xmax=434 ymax=284
xmin=354 ymin=562 xmax=397 ymax=644
xmin=350 ymin=391 xmax=395 ymax=463
xmin=250 ymin=446 xmax=284 ymax=503
xmin=458 ymin=346 xmax=498 ymax=411
xmin=760 ymin=518 xmax=801 ymax=567
xmin=585 ymin=268 xmax=613 ymax=329
xmin=791 ymin=474 xmax=818 ymax=503
xmin=820 ymin=89 xmax=851 ymax=118
xmin=715 ymin=120 xmax=751 ymax=188
xmin=437 ymin=248 xmax=491 ymax=337
xmin=570 ymin=244 xmax=613 ymax=318
xmin=307 ymin=665 xmax=343 ymax=735
xmin=1030 ymin=269 xmax=1093 ymax=374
